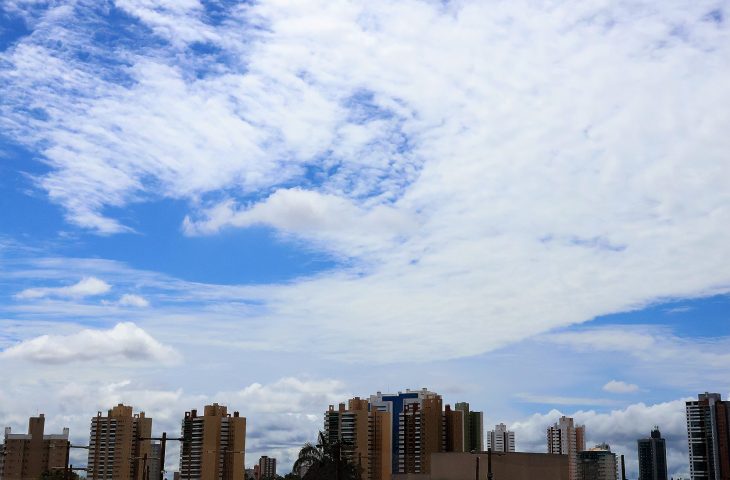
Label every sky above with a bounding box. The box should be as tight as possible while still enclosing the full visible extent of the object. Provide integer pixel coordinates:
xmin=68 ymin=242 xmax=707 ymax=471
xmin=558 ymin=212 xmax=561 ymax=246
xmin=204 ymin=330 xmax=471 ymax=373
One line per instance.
xmin=0 ymin=0 xmax=729 ymax=477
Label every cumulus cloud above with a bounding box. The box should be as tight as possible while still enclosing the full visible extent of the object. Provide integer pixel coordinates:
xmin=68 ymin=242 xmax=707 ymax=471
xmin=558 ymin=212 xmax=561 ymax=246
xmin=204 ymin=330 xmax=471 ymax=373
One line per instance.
xmin=0 ymin=322 xmax=180 ymax=364
xmin=603 ymin=380 xmax=640 ymax=394
xmin=15 ymin=277 xmax=111 ymax=300
xmin=117 ymin=294 xmax=150 ymax=308
xmin=215 ymin=377 xmax=347 ymax=414
xmin=184 ymin=189 xmax=416 ymax=254
xmin=511 ymin=399 xmax=691 ymax=478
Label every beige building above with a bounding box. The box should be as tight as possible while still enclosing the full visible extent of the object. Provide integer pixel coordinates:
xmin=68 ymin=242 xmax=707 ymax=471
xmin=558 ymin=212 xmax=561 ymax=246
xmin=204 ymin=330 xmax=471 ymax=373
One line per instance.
xmin=547 ymin=416 xmax=586 ymax=480
xmin=179 ymin=404 xmax=246 ymax=480
xmin=0 ymin=414 xmax=69 ymax=480
xmin=324 ymin=397 xmax=392 ymax=480
xmin=87 ymin=404 xmax=152 ymax=480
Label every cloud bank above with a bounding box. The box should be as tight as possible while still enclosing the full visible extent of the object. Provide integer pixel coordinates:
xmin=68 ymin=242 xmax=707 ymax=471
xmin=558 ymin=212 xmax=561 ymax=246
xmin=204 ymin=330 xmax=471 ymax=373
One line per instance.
xmin=0 ymin=322 xmax=180 ymax=365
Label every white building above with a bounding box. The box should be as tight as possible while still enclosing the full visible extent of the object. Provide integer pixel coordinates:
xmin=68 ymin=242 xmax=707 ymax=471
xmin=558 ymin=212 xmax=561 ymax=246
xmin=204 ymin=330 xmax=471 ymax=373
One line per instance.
xmin=488 ymin=423 xmax=515 ymax=452
xmin=547 ymin=416 xmax=585 ymax=480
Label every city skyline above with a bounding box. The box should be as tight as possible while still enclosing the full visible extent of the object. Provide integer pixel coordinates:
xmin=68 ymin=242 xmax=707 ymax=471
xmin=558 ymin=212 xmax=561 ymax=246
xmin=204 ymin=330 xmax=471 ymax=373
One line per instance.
xmin=1 ymin=0 xmax=729 ymax=479
xmin=1 ymin=390 xmax=725 ymax=479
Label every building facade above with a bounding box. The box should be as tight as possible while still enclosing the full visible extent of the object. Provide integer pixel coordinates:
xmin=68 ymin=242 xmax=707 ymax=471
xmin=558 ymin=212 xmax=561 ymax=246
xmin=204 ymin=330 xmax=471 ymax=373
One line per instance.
xmin=324 ymin=397 xmax=392 ymax=480
xmin=548 ymin=416 xmax=586 ymax=480
xmin=577 ymin=444 xmax=617 ymax=480
xmin=454 ymin=403 xmax=484 ymax=452
xmin=369 ymin=389 xmax=471 ymax=476
xmin=430 ymin=451 xmax=569 ymax=480
xmin=87 ymin=404 xmax=152 ymax=480
xmin=686 ymin=393 xmax=730 ymax=480
xmin=638 ymin=428 xmax=668 ymax=480
xmin=0 ymin=414 xmax=69 ymax=480
xmin=488 ymin=423 xmax=515 ymax=453
xmin=179 ymin=404 xmax=246 ymax=480
xmin=254 ymin=456 xmax=275 ymax=480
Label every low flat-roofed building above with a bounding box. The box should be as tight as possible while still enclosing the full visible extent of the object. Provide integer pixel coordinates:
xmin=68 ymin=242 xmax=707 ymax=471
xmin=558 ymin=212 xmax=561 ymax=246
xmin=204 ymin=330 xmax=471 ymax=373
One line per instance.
xmin=427 ymin=451 xmax=569 ymax=480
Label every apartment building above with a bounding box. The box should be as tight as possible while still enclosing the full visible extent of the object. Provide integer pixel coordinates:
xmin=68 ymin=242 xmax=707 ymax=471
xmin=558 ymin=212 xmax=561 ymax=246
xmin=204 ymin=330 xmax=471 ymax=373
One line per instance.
xmin=488 ymin=423 xmax=516 ymax=453
xmin=179 ymin=404 xmax=246 ymax=480
xmin=548 ymin=416 xmax=586 ymax=480
xmin=87 ymin=404 xmax=152 ymax=480
xmin=0 ymin=415 xmax=69 ymax=480
xmin=638 ymin=427 xmax=668 ymax=480
xmin=686 ymin=393 xmax=730 ymax=480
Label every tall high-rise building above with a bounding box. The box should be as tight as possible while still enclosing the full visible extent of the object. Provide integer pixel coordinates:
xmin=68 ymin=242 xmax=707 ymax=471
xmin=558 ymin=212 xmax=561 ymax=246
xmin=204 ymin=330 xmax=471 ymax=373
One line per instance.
xmin=324 ymin=397 xmax=392 ymax=480
xmin=369 ymin=389 xmax=463 ymax=476
xmin=87 ymin=404 xmax=152 ymax=480
xmin=686 ymin=393 xmax=730 ymax=480
xmin=179 ymin=404 xmax=246 ymax=480
xmin=638 ymin=427 xmax=668 ymax=480
xmin=147 ymin=443 xmax=162 ymax=480
xmin=0 ymin=414 xmax=69 ymax=480
xmin=577 ymin=443 xmax=617 ymax=480
xmin=254 ymin=456 xmax=276 ymax=480
xmin=454 ymin=403 xmax=484 ymax=452
xmin=488 ymin=423 xmax=515 ymax=453
xmin=548 ymin=416 xmax=586 ymax=480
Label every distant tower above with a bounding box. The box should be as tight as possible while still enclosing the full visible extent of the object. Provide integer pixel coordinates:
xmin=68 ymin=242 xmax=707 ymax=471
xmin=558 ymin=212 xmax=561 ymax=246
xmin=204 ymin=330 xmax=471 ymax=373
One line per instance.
xmin=455 ymin=403 xmax=484 ymax=452
xmin=256 ymin=456 xmax=276 ymax=480
xmin=638 ymin=427 xmax=668 ymax=480
xmin=686 ymin=393 xmax=730 ymax=480
xmin=577 ymin=443 xmax=617 ymax=480
xmin=548 ymin=416 xmax=586 ymax=480
xmin=488 ymin=423 xmax=515 ymax=452
xmin=179 ymin=404 xmax=246 ymax=480
xmin=87 ymin=404 xmax=152 ymax=480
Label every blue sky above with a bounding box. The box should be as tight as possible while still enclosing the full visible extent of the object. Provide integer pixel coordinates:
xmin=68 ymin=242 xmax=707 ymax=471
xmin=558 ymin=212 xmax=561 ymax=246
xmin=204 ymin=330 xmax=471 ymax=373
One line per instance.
xmin=1 ymin=0 xmax=729 ymax=477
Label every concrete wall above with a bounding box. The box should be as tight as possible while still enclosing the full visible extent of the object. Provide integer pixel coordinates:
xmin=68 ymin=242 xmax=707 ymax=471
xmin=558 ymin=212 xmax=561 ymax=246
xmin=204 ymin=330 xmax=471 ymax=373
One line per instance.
xmin=428 ymin=452 xmax=569 ymax=480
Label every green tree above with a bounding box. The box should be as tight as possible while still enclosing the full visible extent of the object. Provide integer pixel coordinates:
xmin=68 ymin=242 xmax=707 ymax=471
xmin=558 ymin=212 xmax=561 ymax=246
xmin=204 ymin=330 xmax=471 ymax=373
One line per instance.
xmin=292 ymin=431 xmax=361 ymax=480
xmin=40 ymin=470 xmax=80 ymax=480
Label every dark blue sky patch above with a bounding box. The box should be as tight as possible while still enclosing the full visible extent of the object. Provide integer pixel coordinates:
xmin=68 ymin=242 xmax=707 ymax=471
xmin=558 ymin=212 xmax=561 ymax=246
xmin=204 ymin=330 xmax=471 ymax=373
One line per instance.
xmin=590 ymin=294 xmax=730 ymax=337
xmin=703 ymin=8 xmax=724 ymax=24
xmin=67 ymin=198 xmax=339 ymax=285
xmin=344 ymin=89 xmax=395 ymax=124
xmin=0 ymin=8 xmax=33 ymax=51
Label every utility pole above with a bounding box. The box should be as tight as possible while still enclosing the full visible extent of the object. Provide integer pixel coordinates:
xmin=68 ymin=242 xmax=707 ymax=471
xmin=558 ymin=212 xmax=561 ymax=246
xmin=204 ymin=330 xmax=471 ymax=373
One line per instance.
xmin=487 ymin=448 xmax=493 ymax=480
xmin=475 ymin=455 xmax=480 ymax=480
xmin=62 ymin=442 xmax=89 ymax=480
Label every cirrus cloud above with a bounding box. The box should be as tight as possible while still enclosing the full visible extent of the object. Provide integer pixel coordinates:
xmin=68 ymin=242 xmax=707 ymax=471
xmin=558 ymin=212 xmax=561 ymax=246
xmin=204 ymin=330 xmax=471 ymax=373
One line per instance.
xmin=15 ymin=277 xmax=111 ymax=300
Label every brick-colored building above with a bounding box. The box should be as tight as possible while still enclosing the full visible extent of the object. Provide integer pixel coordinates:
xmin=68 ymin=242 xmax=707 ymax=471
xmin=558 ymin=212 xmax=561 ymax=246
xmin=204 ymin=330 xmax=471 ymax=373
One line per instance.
xmin=179 ymin=404 xmax=246 ymax=480
xmin=254 ymin=456 xmax=276 ymax=480
xmin=0 ymin=414 xmax=69 ymax=480
xmin=324 ymin=397 xmax=392 ymax=480
xmin=87 ymin=404 xmax=152 ymax=480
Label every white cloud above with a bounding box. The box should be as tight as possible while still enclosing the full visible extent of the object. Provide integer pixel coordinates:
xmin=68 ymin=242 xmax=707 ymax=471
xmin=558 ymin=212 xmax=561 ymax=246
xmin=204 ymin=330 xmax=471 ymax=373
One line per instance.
xmin=0 ymin=322 xmax=180 ymax=365
xmin=0 ymin=0 xmax=729 ymax=365
xmin=117 ymin=294 xmax=150 ymax=308
xmin=15 ymin=277 xmax=111 ymax=299
xmin=603 ymin=380 xmax=640 ymax=394
xmin=510 ymin=399 xmax=691 ymax=478
xmin=183 ymin=188 xmax=416 ymax=254
xmin=515 ymin=393 xmax=619 ymax=407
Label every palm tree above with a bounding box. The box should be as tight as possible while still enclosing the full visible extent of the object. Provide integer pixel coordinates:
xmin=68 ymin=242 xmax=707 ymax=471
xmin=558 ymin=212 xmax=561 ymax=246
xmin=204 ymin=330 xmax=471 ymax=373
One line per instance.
xmin=293 ymin=431 xmax=361 ymax=480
